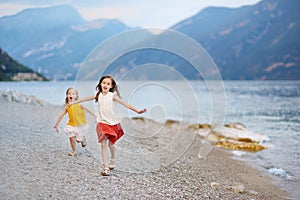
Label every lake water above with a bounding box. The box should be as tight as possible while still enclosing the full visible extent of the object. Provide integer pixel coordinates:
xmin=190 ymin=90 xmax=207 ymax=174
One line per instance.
xmin=1 ymin=80 xmax=299 ymax=199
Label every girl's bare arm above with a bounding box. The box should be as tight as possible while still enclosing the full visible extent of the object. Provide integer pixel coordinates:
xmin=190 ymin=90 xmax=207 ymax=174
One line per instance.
xmin=113 ymin=95 xmax=146 ymax=114
xmin=72 ymin=95 xmax=95 ymax=104
xmin=80 ymin=104 xmax=97 ymax=119
xmin=53 ymin=107 xmax=67 ymax=133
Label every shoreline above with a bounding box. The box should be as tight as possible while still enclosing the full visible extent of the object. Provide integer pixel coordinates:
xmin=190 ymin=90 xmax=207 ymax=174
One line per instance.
xmin=0 ymin=99 xmax=289 ymax=199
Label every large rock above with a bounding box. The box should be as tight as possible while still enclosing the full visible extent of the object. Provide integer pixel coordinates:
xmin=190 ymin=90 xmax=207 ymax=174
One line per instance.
xmin=191 ymin=123 xmax=269 ymax=152
xmin=0 ymin=90 xmax=47 ymax=106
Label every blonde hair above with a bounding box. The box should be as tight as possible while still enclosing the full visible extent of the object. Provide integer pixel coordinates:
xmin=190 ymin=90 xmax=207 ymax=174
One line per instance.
xmin=65 ymin=88 xmax=79 ymax=104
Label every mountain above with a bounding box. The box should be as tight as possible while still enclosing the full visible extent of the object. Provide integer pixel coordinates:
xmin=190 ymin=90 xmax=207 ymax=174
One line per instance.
xmin=0 ymin=1 xmax=299 ymax=80
xmin=89 ymin=0 xmax=299 ymax=80
xmin=172 ymin=0 xmax=300 ymax=80
xmin=0 ymin=48 xmax=48 ymax=81
xmin=0 ymin=5 xmax=132 ymax=80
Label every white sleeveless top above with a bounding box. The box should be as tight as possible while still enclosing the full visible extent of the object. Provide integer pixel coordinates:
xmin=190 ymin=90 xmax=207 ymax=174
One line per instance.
xmin=97 ymin=92 xmax=119 ymax=125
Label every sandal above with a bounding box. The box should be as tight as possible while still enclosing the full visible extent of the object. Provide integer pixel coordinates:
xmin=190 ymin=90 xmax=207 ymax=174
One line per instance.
xmin=68 ymin=152 xmax=77 ymax=156
xmin=109 ymin=159 xmax=115 ymax=170
xmin=101 ymin=166 xmax=110 ymax=176
xmin=81 ymin=137 xmax=87 ymax=147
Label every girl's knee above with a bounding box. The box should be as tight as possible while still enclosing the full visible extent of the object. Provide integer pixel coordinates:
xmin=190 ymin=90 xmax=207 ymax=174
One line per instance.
xmin=101 ymin=139 xmax=107 ymax=145
xmin=108 ymin=141 xmax=114 ymax=147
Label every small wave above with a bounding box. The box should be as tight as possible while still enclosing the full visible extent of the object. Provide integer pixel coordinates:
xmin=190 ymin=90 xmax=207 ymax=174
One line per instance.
xmin=267 ymin=167 xmax=293 ymax=180
xmin=231 ymin=150 xmax=247 ymax=157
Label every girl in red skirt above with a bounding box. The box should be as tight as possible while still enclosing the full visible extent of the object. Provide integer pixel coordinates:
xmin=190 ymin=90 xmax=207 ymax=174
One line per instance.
xmin=72 ymin=75 xmax=146 ymax=176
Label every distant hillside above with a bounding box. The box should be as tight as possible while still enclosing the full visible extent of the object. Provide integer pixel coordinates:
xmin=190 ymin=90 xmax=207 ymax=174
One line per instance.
xmin=91 ymin=0 xmax=300 ymax=80
xmin=0 ymin=1 xmax=299 ymax=80
xmin=0 ymin=5 xmax=132 ymax=80
xmin=172 ymin=0 xmax=300 ymax=79
xmin=0 ymin=48 xmax=48 ymax=81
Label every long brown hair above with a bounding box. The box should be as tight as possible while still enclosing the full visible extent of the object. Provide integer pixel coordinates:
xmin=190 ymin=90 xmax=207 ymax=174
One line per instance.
xmin=95 ymin=75 xmax=120 ymax=102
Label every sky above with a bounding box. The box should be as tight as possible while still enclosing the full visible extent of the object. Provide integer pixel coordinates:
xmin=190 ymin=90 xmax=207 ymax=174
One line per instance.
xmin=0 ymin=0 xmax=261 ymax=28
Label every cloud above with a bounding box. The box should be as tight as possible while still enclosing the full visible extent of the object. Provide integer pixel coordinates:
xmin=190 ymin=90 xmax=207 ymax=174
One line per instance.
xmin=77 ymin=6 xmax=133 ymax=21
xmin=0 ymin=4 xmax=30 ymax=16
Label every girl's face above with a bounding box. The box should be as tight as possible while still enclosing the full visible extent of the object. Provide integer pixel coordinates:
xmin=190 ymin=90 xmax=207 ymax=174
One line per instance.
xmin=67 ymin=89 xmax=76 ymax=102
xmin=101 ymin=78 xmax=113 ymax=93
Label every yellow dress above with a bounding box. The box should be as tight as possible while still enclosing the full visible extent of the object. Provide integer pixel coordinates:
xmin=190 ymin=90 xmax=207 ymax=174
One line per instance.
xmin=64 ymin=104 xmax=89 ymax=140
xmin=67 ymin=104 xmax=87 ymax=127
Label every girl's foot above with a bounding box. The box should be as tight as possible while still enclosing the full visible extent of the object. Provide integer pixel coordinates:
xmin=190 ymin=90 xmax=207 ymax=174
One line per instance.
xmin=101 ymin=166 xmax=110 ymax=176
xmin=109 ymin=159 xmax=115 ymax=170
xmin=68 ymin=152 xmax=77 ymax=156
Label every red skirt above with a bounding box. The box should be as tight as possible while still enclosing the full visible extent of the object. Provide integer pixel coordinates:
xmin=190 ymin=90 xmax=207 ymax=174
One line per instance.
xmin=96 ymin=122 xmax=124 ymax=144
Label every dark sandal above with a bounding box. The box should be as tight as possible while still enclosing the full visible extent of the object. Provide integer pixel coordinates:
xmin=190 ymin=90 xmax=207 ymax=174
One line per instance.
xmin=81 ymin=137 xmax=87 ymax=147
xmin=68 ymin=152 xmax=77 ymax=156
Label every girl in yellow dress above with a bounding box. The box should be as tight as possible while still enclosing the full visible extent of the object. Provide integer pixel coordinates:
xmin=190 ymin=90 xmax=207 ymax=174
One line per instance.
xmin=54 ymin=88 xmax=96 ymax=156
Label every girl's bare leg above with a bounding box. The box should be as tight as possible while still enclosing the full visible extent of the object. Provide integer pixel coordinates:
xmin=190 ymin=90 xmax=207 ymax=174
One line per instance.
xmin=101 ymin=139 xmax=109 ymax=175
xmin=108 ymin=141 xmax=115 ymax=170
xmin=68 ymin=137 xmax=77 ymax=156
xmin=108 ymin=141 xmax=115 ymax=160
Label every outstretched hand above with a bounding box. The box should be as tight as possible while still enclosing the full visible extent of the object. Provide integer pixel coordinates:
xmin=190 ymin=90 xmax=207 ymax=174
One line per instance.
xmin=137 ymin=108 xmax=147 ymax=114
xmin=54 ymin=125 xmax=59 ymax=133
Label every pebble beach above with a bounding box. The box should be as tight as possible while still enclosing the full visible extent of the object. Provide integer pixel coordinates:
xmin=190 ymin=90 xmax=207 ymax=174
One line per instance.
xmin=0 ymin=96 xmax=288 ymax=199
